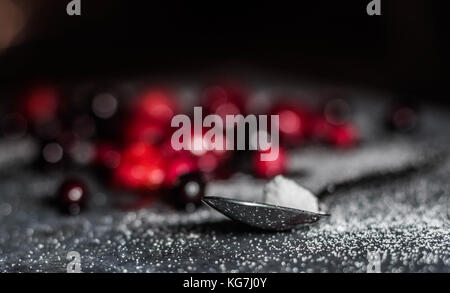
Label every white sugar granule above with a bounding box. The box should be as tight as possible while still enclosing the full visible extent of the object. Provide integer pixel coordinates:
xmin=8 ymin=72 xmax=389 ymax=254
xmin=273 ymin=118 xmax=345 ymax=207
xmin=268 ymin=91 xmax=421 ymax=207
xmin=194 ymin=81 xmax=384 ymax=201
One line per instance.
xmin=263 ymin=175 xmax=319 ymax=213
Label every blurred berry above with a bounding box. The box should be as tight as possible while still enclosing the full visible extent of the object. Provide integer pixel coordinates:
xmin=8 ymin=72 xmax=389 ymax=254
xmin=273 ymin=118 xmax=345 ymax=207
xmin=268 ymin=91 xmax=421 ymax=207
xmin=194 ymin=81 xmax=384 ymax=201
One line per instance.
xmin=92 ymin=92 xmax=119 ymax=120
xmin=125 ymin=119 xmax=167 ymax=145
xmin=114 ymin=142 xmax=165 ymax=190
xmin=252 ymin=147 xmax=287 ymax=178
xmin=57 ymin=178 xmax=88 ymax=215
xmin=68 ymin=140 xmax=95 ymax=166
xmin=187 ymin=128 xmax=232 ymax=176
xmin=164 ymin=153 xmax=198 ymax=187
xmin=307 ymin=114 xmax=333 ymax=142
xmin=328 ymin=124 xmax=359 ymax=148
xmin=94 ymin=143 xmax=121 ymax=170
xmin=323 ymin=98 xmax=352 ymax=125
xmin=134 ymin=88 xmax=178 ymax=126
xmin=21 ymin=85 xmax=60 ymax=125
xmin=202 ymin=84 xmax=247 ymax=124
xmin=34 ymin=118 xmax=63 ymax=140
xmin=72 ymin=114 xmax=97 ymax=139
xmin=386 ymin=101 xmax=419 ymax=133
xmin=40 ymin=141 xmax=65 ymax=165
xmin=169 ymin=172 xmax=206 ymax=211
xmin=269 ymin=102 xmax=308 ymax=146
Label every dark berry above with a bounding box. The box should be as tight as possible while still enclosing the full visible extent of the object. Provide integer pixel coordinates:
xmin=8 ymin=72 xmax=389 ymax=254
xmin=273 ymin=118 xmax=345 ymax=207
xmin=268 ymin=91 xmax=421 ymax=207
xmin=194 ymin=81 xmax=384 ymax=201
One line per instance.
xmin=1 ymin=113 xmax=27 ymax=139
xmin=323 ymin=98 xmax=352 ymax=126
xmin=21 ymin=85 xmax=60 ymax=125
xmin=307 ymin=114 xmax=333 ymax=142
xmin=386 ymin=101 xmax=419 ymax=133
xmin=57 ymin=179 xmax=88 ymax=215
xmin=169 ymin=172 xmax=206 ymax=211
xmin=79 ymin=86 xmax=125 ymax=141
xmin=35 ymin=140 xmax=66 ymax=170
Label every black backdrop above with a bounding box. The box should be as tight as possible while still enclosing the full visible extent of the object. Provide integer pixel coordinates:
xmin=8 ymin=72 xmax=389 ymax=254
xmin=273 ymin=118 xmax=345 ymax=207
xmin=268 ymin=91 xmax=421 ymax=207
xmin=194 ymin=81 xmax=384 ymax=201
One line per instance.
xmin=0 ymin=0 xmax=448 ymax=103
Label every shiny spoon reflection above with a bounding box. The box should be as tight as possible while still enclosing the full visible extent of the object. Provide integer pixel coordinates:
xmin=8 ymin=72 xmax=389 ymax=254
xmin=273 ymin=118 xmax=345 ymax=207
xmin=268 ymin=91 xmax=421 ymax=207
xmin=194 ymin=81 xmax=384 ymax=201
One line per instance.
xmin=202 ymin=196 xmax=330 ymax=231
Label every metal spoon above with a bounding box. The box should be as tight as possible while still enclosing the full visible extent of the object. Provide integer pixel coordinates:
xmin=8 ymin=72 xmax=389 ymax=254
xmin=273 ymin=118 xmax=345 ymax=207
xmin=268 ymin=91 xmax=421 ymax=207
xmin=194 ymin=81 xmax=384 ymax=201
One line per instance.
xmin=202 ymin=196 xmax=330 ymax=231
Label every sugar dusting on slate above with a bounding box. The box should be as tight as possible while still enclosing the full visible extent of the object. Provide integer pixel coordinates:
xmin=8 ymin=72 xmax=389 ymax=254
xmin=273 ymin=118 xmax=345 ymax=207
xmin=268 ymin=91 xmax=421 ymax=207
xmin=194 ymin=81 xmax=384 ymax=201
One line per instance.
xmin=263 ymin=175 xmax=319 ymax=213
xmin=1 ymin=87 xmax=449 ymax=272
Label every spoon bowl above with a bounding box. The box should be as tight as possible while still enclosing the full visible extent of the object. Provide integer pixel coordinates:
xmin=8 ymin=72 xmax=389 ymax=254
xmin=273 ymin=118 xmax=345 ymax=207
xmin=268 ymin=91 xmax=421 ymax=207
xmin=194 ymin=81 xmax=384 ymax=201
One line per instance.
xmin=202 ymin=196 xmax=330 ymax=231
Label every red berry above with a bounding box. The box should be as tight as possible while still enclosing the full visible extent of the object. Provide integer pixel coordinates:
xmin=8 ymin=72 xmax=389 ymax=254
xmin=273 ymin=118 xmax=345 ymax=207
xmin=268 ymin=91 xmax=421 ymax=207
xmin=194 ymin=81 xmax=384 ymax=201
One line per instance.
xmin=188 ymin=128 xmax=232 ymax=175
xmin=114 ymin=142 xmax=166 ymax=190
xmin=164 ymin=153 xmax=198 ymax=187
xmin=162 ymin=127 xmax=231 ymax=179
xmin=197 ymin=152 xmax=221 ymax=174
xmin=329 ymin=124 xmax=358 ymax=148
xmin=134 ymin=88 xmax=178 ymax=126
xmin=22 ymin=85 xmax=60 ymax=125
xmin=57 ymin=178 xmax=88 ymax=215
xmin=125 ymin=88 xmax=177 ymax=145
xmin=125 ymin=119 xmax=167 ymax=145
xmin=159 ymin=138 xmax=179 ymax=158
xmin=202 ymin=84 xmax=247 ymax=121
xmin=269 ymin=103 xmax=308 ymax=146
xmin=94 ymin=143 xmax=121 ymax=169
xmin=252 ymin=147 xmax=287 ymax=178
xmin=307 ymin=114 xmax=333 ymax=142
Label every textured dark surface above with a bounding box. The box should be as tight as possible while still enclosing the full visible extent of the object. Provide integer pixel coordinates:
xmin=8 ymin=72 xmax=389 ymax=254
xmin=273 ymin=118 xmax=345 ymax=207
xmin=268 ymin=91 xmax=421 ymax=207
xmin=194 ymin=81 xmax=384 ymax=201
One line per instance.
xmin=0 ymin=85 xmax=449 ymax=273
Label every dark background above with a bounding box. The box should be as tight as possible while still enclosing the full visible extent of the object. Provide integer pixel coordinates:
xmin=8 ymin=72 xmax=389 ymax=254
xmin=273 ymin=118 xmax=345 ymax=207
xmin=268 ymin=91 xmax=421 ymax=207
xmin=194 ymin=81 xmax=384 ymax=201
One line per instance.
xmin=0 ymin=0 xmax=448 ymax=102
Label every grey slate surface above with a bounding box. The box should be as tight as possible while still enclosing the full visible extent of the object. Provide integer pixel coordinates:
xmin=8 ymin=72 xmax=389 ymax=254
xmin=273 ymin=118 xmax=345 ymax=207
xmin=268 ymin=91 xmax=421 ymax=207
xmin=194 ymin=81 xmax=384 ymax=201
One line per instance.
xmin=0 ymin=87 xmax=449 ymax=273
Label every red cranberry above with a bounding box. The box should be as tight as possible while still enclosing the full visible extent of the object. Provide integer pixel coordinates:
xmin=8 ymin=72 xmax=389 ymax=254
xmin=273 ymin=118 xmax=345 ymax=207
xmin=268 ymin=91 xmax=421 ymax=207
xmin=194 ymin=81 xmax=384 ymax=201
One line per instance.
xmin=169 ymin=172 xmax=206 ymax=211
xmin=125 ymin=119 xmax=167 ymax=145
xmin=328 ymin=124 xmax=359 ymax=148
xmin=21 ymin=85 xmax=60 ymax=125
xmin=307 ymin=114 xmax=333 ymax=142
xmin=269 ymin=103 xmax=308 ymax=146
xmin=202 ymin=84 xmax=247 ymax=122
xmin=159 ymin=138 xmax=180 ymax=158
xmin=114 ymin=142 xmax=166 ymax=190
xmin=197 ymin=152 xmax=221 ymax=174
xmin=57 ymin=178 xmax=88 ymax=215
xmin=133 ymin=88 xmax=178 ymax=126
xmin=252 ymin=147 xmax=287 ymax=178
xmin=94 ymin=143 xmax=121 ymax=170
xmin=164 ymin=153 xmax=198 ymax=187
xmin=190 ymin=129 xmax=232 ymax=176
